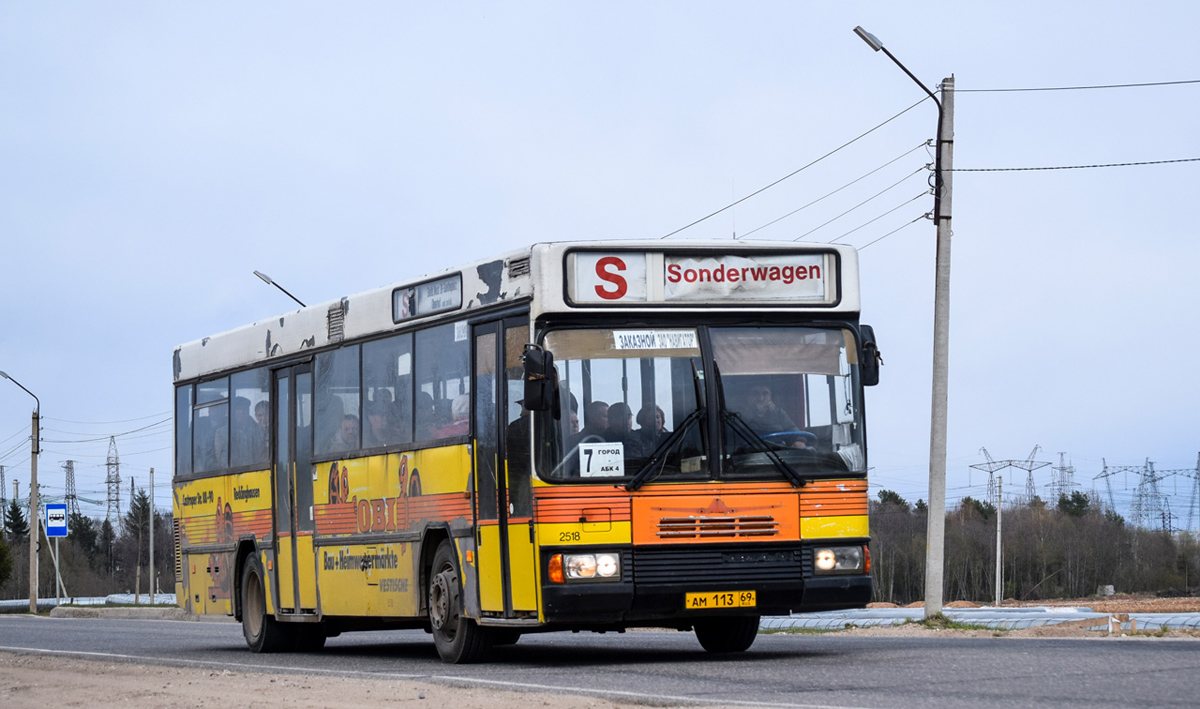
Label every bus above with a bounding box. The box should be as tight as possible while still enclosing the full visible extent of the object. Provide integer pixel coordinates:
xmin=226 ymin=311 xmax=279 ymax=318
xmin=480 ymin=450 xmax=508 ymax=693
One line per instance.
xmin=172 ymin=240 xmax=881 ymax=663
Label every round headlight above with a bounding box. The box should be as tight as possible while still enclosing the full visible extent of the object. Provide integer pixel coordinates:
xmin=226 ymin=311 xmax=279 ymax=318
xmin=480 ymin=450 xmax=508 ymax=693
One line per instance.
xmin=595 ymin=553 xmax=619 ymax=578
xmin=566 ymin=554 xmax=597 ymax=579
xmin=815 ymin=549 xmax=837 ymax=571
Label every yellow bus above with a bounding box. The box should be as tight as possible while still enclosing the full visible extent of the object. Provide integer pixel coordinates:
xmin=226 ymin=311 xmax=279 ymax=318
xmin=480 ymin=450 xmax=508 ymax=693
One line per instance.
xmin=172 ymin=240 xmax=881 ymax=662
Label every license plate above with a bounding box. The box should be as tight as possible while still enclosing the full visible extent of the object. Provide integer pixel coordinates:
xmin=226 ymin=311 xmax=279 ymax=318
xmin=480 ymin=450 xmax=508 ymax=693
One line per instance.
xmin=684 ymin=590 xmax=756 ymax=610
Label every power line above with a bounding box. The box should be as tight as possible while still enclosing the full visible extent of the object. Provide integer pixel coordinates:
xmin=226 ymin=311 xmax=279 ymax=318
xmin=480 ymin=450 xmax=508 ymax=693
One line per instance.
xmin=823 ymin=190 xmax=932 ymax=244
xmin=955 ymin=157 xmax=1200 ymax=172
xmin=737 ymin=141 xmax=930 ymax=240
xmin=43 ymin=411 xmax=171 ymax=425
xmin=791 ymin=169 xmax=928 ymax=242
xmin=39 ymin=417 xmax=171 ymax=444
xmin=958 ymin=78 xmax=1200 ymax=93
xmin=659 ymin=96 xmax=931 ymax=239
xmin=858 ymin=212 xmax=931 ymax=251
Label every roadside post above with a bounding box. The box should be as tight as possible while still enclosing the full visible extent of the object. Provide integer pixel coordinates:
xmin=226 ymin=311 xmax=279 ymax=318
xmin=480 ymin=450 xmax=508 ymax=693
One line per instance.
xmin=45 ymin=502 xmax=68 ymax=608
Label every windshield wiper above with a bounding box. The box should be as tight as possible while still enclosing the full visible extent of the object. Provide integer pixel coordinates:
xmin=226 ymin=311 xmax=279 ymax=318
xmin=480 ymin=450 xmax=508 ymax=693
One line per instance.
xmin=722 ymin=411 xmax=810 ymax=487
xmin=711 ymin=361 xmax=808 ymax=488
xmin=625 ymin=406 xmax=705 ymax=492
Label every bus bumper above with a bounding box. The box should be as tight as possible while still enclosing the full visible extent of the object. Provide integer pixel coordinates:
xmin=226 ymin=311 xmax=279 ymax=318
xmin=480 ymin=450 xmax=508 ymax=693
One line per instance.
xmin=541 ymin=575 xmax=872 ymax=625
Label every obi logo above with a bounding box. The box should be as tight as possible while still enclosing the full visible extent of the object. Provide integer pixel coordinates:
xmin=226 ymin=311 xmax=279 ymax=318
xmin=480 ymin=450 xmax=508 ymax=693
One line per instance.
xmin=594 ymin=256 xmax=628 ymax=300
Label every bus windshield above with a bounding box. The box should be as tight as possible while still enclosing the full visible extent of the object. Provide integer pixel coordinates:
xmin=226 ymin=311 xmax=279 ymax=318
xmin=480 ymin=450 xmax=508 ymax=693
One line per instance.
xmin=712 ymin=326 xmax=865 ymax=477
xmin=535 ymin=324 xmax=866 ymax=483
xmin=538 ymin=327 xmax=706 ymax=482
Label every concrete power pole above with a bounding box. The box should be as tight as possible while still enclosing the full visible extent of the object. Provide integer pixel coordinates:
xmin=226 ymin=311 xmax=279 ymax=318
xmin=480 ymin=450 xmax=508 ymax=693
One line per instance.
xmin=995 ymin=477 xmax=1003 ymax=606
xmin=924 ymin=76 xmax=955 ymax=617
xmin=149 ymin=467 xmax=155 ymax=604
xmin=29 ymin=409 xmax=40 ymax=614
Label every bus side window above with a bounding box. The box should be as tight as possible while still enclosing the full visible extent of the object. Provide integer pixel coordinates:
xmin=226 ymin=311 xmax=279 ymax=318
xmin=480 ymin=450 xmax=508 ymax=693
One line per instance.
xmin=175 ymin=384 xmax=193 ymax=477
xmin=363 ymin=333 xmax=414 ymax=448
xmin=315 ymin=346 xmax=362 ymax=455
xmin=414 ymin=323 xmax=470 ymax=443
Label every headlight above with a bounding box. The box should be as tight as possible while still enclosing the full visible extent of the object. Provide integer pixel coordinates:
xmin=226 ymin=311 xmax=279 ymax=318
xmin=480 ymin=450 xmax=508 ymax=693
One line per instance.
xmin=812 ymin=545 xmax=865 ymax=575
xmin=550 ymin=552 xmax=622 ymax=582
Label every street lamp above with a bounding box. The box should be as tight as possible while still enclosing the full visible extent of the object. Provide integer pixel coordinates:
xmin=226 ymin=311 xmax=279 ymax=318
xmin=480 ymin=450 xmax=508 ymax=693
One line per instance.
xmin=0 ymin=370 xmax=41 ymax=614
xmin=253 ymin=270 xmax=306 ymax=308
xmin=853 ymin=26 xmax=956 ymax=618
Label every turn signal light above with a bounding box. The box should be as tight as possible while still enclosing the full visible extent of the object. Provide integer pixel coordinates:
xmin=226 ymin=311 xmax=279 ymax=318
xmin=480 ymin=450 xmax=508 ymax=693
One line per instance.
xmin=548 ymin=554 xmax=565 ymax=584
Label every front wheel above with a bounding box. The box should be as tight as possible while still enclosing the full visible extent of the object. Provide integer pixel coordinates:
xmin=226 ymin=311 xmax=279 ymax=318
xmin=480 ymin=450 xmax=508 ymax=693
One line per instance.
xmin=694 ymin=616 xmax=760 ymax=653
xmin=241 ymin=554 xmax=293 ymax=653
xmin=428 ymin=541 xmax=492 ymax=663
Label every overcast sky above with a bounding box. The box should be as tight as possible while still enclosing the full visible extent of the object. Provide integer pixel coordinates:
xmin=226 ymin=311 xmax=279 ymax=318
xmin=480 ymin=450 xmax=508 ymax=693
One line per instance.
xmin=2 ymin=2 xmax=1197 ymax=526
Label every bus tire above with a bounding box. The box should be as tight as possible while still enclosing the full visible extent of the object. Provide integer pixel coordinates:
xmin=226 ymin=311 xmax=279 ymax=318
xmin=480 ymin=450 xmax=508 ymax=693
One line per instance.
xmin=428 ymin=541 xmax=491 ymax=663
xmin=293 ymin=624 xmax=327 ymax=652
xmin=241 ymin=555 xmax=293 ymax=653
xmin=490 ymin=628 xmax=522 ymax=646
xmin=694 ymin=616 xmax=760 ymax=653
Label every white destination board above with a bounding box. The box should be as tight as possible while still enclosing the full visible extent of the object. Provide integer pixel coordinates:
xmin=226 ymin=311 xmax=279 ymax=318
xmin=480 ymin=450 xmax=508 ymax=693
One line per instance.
xmin=578 ymin=441 xmax=625 ymax=477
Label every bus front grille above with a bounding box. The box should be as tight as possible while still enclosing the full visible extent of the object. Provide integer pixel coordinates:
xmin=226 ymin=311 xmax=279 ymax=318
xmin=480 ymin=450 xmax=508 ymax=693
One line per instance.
xmin=656 ymin=515 xmax=778 ymax=539
xmin=632 ymin=544 xmax=804 ymax=585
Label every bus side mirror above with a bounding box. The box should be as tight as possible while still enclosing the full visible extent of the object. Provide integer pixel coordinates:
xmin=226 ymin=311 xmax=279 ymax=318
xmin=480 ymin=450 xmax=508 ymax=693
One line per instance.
xmin=859 ymin=325 xmax=882 ymax=387
xmin=523 ymin=344 xmax=557 ymax=412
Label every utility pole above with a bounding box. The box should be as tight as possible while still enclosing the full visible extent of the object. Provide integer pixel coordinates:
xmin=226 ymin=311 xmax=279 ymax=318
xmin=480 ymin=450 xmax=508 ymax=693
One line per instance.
xmin=29 ymin=408 xmax=40 ymax=613
xmin=149 ymin=467 xmax=155 ymax=604
xmin=995 ymin=476 xmax=1003 ymax=606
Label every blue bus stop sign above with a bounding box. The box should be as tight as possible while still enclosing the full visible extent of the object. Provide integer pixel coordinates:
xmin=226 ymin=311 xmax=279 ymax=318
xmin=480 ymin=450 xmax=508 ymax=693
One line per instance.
xmin=45 ymin=503 xmax=68 ymax=537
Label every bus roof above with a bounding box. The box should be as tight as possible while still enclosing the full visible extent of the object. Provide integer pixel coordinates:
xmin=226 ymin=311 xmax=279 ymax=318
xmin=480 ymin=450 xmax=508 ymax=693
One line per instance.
xmin=174 ymin=240 xmax=860 ymax=383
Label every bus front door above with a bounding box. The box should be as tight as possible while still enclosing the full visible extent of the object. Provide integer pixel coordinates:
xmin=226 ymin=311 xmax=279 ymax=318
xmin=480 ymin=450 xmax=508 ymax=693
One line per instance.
xmin=473 ymin=319 xmax=537 ymax=617
xmin=273 ymin=366 xmax=318 ymax=616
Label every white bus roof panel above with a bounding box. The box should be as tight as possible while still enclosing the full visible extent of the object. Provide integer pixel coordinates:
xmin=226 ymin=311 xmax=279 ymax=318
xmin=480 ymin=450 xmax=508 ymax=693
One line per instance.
xmin=174 ymin=241 xmax=861 ymax=383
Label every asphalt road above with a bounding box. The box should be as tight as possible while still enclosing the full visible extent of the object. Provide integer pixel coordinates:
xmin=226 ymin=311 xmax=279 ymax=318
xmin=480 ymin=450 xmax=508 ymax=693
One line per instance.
xmin=1 ymin=615 xmax=1198 ymax=708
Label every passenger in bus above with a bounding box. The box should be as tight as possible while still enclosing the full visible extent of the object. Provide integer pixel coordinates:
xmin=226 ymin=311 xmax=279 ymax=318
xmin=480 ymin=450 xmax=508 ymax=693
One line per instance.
xmin=364 ymin=400 xmax=402 ymax=448
xmin=230 ymin=397 xmax=265 ymax=466
xmin=740 ymin=384 xmax=810 ymax=448
xmin=415 ymin=391 xmax=437 ymax=440
xmin=253 ymin=400 xmax=270 ymax=459
xmin=635 ymin=404 xmax=669 ymax=450
xmin=329 ymin=414 xmax=360 ymax=453
xmin=604 ymin=402 xmax=651 ymax=459
xmin=572 ymin=400 xmax=609 ymax=445
xmin=434 ymin=395 xmax=470 ymax=437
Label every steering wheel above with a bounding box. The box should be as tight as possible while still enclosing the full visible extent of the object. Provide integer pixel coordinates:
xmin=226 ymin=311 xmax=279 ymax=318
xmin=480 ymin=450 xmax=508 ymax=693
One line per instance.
xmin=761 ymin=430 xmax=818 ymax=447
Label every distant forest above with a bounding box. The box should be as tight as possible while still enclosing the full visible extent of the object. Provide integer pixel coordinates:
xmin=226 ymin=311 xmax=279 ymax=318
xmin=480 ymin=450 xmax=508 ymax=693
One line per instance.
xmin=870 ymin=490 xmax=1200 ymax=604
xmin=3 ymin=486 xmax=1198 ymax=607
xmin=1 ymin=487 xmax=173 ymax=602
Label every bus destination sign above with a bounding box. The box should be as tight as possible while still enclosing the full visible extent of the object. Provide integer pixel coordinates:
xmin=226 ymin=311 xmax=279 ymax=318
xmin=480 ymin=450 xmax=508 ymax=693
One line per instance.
xmin=570 ymin=251 xmax=829 ymax=305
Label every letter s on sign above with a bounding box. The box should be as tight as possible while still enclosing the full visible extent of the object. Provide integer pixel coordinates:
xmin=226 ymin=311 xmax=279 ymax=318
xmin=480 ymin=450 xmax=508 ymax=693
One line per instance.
xmin=594 ymin=257 xmax=628 ymax=300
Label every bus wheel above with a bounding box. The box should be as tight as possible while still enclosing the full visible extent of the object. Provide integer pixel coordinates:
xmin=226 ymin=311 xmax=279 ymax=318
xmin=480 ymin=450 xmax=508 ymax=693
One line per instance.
xmin=694 ymin=616 xmax=760 ymax=653
xmin=490 ymin=628 xmax=522 ymax=646
xmin=293 ymin=625 xmax=327 ymax=652
xmin=428 ymin=541 xmax=491 ymax=663
xmin=241 ymin=555 xmax=292 ymax=653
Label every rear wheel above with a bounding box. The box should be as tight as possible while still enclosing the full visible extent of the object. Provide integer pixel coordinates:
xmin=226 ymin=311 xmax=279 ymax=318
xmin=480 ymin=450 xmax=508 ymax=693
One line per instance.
xmin=490 ymin=628 xmax=522 ymax=646
xmin=293 ymin=624 xmax=327 ymax=652
xmin=428 ymin=541 xmax=491 ymax=663
xmin=694 ymin=616 xmax=760 ymax=653
xmin=241 ymin=555 xmax=293 ymax=653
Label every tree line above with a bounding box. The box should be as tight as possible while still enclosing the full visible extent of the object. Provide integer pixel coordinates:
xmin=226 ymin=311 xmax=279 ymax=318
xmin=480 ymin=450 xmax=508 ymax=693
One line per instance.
xmin=0 ymin=488 xmax=174 ymax=603
xmin=870 ymin=489 xmax=1200 ymax=604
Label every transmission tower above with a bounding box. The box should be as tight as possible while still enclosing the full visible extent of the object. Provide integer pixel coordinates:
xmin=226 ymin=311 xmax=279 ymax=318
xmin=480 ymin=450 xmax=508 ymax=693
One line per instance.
xmin=972 ymin=446 xmax=1050 ymax=505
xmin=1049 ymin=452 xmax=1078 ymax=502
xmin=1129 ymin=459 xmax=1168 ymax=530
xmin=971 ymin=448 xmax=1007 ymax=502
xmin=105 ymin=436 xmax=121 ymax=524
xmin=1187 ymin=454 xmax=1200 ymax=533
xmin=62 ymin=460 xmax=80 ymax=518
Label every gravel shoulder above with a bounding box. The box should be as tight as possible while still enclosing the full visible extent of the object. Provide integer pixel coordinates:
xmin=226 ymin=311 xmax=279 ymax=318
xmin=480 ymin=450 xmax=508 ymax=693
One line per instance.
xmin=0 ymin=651 xmax=679 ymax=709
